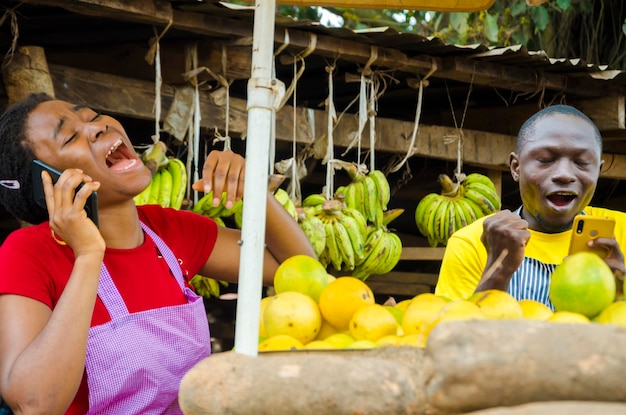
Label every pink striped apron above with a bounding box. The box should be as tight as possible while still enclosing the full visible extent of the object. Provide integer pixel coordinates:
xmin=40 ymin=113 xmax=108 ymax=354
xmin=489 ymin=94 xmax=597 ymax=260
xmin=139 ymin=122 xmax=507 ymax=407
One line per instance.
xmin=85 ymin=223 xmax=211 ymax=414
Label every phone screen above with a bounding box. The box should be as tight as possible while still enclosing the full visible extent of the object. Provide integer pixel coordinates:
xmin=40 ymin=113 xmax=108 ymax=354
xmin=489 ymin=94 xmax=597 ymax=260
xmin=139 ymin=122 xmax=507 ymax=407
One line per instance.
xmin=31 ymin=159 xmax=99 ymax=227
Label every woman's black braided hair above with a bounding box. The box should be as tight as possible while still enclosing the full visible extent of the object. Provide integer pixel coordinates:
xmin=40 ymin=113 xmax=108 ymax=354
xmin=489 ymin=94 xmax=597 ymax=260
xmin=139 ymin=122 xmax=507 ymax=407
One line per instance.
xmin=0 ymin=92 xmax=54 ymax=225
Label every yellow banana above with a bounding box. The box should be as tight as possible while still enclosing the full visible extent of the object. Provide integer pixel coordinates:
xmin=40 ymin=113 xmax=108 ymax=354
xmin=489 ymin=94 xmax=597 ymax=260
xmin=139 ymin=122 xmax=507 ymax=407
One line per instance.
xmin=189 ymin=274 xmax=221 ymax=298
xmin=333 ymin=219 xmax=355 ymax=271
xmin=324 ymin=219 xmax=343 ymax=272
xmin=158 ymin=168 xmax=173 ymax=208
xmin=167 ymin=157 xmax=187 ymax=209
xmin=147 ymin=169 xmax=162 ymax=205
xmin=342 ymin=183 xmax=356 ymax=210
xmin=368 ymin=170 xmax=391 ymax=211
xmin=339 ymin=213 xmax=365 ymax=262
xmin=342 ymin=207 xmax=366 ymax=236
xmin=373 ymin=232 xmax=402 ymax=275
xmin=354 ymin=226 xmax=384 ymax=269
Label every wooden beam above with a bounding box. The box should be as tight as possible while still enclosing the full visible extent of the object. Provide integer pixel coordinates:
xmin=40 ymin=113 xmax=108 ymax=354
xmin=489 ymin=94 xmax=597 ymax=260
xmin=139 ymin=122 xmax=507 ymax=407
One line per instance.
xmin=48 ymin=64 xmax=626 ymax=180
xmin=445 ymin=97 xmax=626 ymax=136
xmin=1 ymin=46 xmax=55 ymax=105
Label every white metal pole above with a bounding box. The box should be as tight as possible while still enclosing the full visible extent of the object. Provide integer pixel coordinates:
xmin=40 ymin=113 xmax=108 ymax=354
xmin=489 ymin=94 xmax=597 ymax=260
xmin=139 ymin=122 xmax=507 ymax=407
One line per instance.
xmin=233 ymin=0 xmax=277 ymax=356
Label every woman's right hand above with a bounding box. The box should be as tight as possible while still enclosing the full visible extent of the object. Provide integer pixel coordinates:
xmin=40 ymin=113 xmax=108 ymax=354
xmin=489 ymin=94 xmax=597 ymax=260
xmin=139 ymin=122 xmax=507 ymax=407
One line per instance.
xmin=42 ymin=168 xmax=105 ymax=256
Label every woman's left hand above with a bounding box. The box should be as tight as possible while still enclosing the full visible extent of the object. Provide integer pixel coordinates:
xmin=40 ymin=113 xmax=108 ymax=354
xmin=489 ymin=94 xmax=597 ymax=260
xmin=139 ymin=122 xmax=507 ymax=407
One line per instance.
xmin=192 ymin=149 xmax=245 ymax=210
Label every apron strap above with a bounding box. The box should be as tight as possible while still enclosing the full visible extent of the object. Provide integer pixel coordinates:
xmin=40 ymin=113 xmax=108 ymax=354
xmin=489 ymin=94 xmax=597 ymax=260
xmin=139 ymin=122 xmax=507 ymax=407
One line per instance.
xmin=96 ymin=222 xmax=186 ymax=318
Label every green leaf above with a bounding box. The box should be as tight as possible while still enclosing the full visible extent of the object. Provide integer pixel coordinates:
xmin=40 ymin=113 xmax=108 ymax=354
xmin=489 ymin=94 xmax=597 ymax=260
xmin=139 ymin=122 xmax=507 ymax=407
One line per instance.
xmin=449 ymin=12 xmax=469 ymax=33
xmin=484 ymin=12 xmax=499 ymax=43
xmin=556 ymin=0 xmax=572 ymax=11
xmin=510 ymin=1 xmax=527 ymax=17
xmin=531 ymin=6 xmax=550 ymax=31
xmin=623 ymin=18 xmax=626 ymax=36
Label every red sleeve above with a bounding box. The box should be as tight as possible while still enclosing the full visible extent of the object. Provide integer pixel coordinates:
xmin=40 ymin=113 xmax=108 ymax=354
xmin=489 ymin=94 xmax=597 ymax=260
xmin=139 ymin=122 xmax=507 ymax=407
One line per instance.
xmin=137 ymin=205 xmax=218 ymax=282
xmin=0 ymin=224 xmax=74 ymax=308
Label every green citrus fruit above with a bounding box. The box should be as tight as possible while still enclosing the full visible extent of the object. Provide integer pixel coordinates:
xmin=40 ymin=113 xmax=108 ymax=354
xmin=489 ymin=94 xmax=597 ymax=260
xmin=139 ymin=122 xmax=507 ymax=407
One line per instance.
xmin=549 ymin=252 xmax=615 ymax=318
xmin=274 ymin=255 xmax=330 ymax=302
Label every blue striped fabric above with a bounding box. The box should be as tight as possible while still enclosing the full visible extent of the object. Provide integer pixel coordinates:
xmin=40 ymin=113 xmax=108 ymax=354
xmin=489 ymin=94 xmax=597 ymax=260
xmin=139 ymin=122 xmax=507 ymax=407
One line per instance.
xmin=508 ymin=257 xmax=556 ymax=310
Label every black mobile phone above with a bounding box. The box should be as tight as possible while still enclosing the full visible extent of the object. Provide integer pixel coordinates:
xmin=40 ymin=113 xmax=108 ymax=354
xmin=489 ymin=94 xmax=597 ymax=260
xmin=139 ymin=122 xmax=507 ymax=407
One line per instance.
xmin=31 ymin=159 xmax=99 ymax=227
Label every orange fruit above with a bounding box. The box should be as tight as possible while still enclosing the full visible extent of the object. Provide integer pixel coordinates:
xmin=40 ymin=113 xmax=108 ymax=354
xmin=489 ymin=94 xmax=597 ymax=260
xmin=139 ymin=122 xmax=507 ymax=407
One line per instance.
xmin=549 ymin=252 xmax=616 ymax=318
xmin=273 ymin=255 xmax=330 ymax=302
xmin=349 ymin=303 xmax=399 ymax=342
xmin=469 ymin=289 xmax=524 ymax=319
xmin=401 ymin=293 xmax=449 ymax=336
xmin=318 ymin=277 xmax=375 ymax=330
xmin=258 ymin=334 xmax=304 ymax=351
xmin=263 ymin=291 xmax=322 ymax=344
xmin=518 ymin=299 xmax=553 ymax=320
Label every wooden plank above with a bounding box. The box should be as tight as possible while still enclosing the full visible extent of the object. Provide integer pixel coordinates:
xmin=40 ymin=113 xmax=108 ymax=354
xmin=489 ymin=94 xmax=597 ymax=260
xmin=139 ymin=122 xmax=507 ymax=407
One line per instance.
xmin=366 ymin=271 xmax=439 ymax=296
xmin=399 ymin=247 xmax=445 ymax=261
xmin=1 ymin=46 xmax=55 ymax=105
xmin=445 ymin=97 xmax=626 ymax=135
xmin=48 ymin=64 xmax=626 ymax=180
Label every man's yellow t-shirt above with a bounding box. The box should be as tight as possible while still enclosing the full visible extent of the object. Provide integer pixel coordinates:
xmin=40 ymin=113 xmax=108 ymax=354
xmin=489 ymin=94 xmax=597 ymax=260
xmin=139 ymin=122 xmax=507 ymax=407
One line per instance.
xmin=435 ymin=206 xmax=626 ymax=308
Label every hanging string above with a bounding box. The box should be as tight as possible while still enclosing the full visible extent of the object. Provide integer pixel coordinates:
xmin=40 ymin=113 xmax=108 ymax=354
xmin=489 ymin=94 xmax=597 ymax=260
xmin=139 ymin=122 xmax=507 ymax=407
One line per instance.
xmin=324 ymin=64 xmax=337 ymax=200
xmin=145 ymin=18 xmax=173 ymax=143
xmin=445 ymin=69 xmax=475 ymax=183
xmin=389 ymin=65 xmax=437 ymax=173
xmin=213 ymin=44 xmax=232 ymax=151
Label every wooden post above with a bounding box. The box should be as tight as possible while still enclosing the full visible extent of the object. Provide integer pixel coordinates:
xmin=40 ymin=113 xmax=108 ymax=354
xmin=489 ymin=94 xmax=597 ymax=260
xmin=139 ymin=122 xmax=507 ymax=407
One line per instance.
xmin=2 ymin=45 xmax=55 ymax=104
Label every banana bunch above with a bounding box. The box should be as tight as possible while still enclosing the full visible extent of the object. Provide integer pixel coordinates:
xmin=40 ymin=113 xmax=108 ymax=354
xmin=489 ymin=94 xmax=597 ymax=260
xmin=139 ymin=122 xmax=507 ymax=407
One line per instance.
xmin=272 ymin=188 xmax=298 ymax=221
xmin=189 ymin=274 xmax=229 ymax=299
xmin=314 ymin=199 xmax=368 ymax=273
xmin=334 ymin=165 xmax=391 ymax=229
xmin=134 ymin=155 xmax=188 ymax=210
xmin=351 ymin=226 xmax=403 ymax=281
xmin=415 ymin=172 xmax=501 ymax=247
xmin=192 ymin=191 xmax=243 ymax=227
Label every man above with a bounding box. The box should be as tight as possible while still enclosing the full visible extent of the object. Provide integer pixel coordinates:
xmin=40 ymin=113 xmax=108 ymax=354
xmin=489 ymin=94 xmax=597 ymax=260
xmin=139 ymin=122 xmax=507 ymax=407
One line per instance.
xmin=435 ymin=105 xmax=626 ymax=308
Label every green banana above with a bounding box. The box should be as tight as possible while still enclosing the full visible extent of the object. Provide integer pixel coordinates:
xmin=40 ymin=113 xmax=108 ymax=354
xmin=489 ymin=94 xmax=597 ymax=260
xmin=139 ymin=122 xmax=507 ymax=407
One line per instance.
xmin=302 ymin=193 xmax=326 ymax=207
xmin=342 ymin=183 xmax=356 ymax=210
xmin=147 ymin=169 xmax=162 ymax=205
xmin=468 ymin=182 xmax=502 ymax=211
xmin=339 ymin=213 xmax=365 ymax=262
xmin=353 ymin=228 xmax=389 ymax=280
xmin=382 ymin=208 xmax=404 ymax=227
xmin=368 ymin=170 xmax=391 ymax=211
xmin=351 ymin=180 xmax=366 ymax=220
xmin=190 ymin=274 xmax=222 ymax=298
xmin=424 ymin=197 xmax=445 ymax=247
xmin=463 ymin=197 xmax=485 ymax=220
xmin=464 ymin=187 xmax=497 ymax=216
xmin=324 ymin=219 xmax=343 ymax=272
xmin=167 ymin=157 xmax=187 ymax=209
xmin=159 ymin=168 xmax=173 ymax=208
xmin=134 ymin=181 xmax=152 ymax=206
xmin=333 ymin=219 xmax=356 ymax=270
xmin=355 ymin=227 xmax=384 ymax=267
xmin=414 ymin=193 xmax=440 ymax=237
xmin=463 ymin=173 xmax=497 ymax=193
xmin=362 ymin=175 xmax=379 ymax=223
xmin=299 ymin=215 xmax=326 ymax=258
xmin=372 ymin=232 xmax=402 ymax=275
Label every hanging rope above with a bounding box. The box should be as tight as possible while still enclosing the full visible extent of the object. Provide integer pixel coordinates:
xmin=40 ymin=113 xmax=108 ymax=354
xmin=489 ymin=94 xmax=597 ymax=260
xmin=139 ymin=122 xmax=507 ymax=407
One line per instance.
xmin=445 ymin=69 xmax=475 ymax=184
xmin=324 ymin=64 xmax=338 ymax=200
xmin=212 ymin=44 xmax=233 ymax=151
xmin=145 ymin=18 xmax=173 ymax=143
xmin=389 ymin=65 xmax=437 ymax=173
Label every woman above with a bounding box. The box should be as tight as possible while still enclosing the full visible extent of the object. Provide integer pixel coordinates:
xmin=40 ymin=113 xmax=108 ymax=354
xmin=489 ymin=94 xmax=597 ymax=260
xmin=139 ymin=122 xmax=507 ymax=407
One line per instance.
xmin=0 ymin=93 xmax=315 ymax=414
